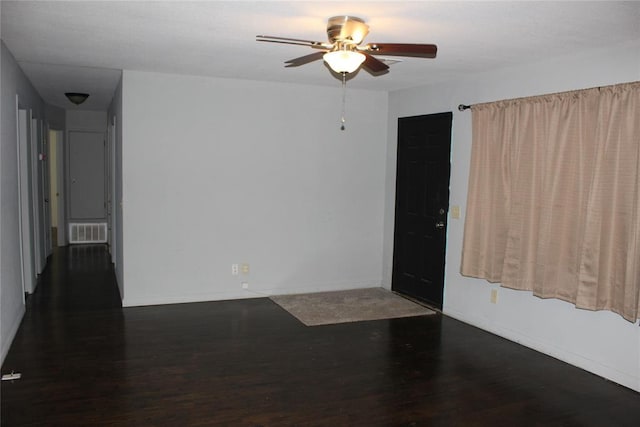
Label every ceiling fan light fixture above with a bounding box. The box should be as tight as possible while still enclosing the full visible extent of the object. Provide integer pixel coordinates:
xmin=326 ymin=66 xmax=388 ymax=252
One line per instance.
xmin=65 ymin=92 xmax=89 ymax=105
xmin=323 ymin=50 xmax=366 ymax=74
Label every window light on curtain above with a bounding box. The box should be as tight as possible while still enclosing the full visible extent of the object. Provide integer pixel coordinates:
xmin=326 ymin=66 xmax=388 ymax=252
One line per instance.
xmin=461 ymin=81 xmax=640 ymax=322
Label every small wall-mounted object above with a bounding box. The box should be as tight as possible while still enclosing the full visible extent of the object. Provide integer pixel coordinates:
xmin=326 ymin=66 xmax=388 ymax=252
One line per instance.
xmin=451 ymin=205 xmax=461 ymax=219
xmin=1 ymin=372 xmax=22 ymax=381
xmin=490 ymin=289 xmax=498 ymax=304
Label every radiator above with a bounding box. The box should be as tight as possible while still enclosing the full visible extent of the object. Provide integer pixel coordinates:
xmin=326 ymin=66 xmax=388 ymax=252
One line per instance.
xmin=68 ymin=223 xmax=108 ymax=244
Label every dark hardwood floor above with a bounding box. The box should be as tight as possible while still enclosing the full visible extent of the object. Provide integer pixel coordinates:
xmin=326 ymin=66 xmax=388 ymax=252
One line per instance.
xmin=2 ymin=246 xmax=639 ymax=426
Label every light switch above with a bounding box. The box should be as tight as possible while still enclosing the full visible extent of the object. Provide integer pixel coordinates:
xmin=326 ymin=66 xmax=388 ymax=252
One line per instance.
xmin=451 ymin=205 xmax=461 ymax=219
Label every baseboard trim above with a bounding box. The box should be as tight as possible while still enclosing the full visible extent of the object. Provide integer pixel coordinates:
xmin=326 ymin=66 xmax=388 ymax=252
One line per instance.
xmin=123 ymin=280 xmax=382 ymax=308
xmin=444 ymin=307 xmax=640 ymax=393
xmin=1 ymin=304 xmax=25 ymax=365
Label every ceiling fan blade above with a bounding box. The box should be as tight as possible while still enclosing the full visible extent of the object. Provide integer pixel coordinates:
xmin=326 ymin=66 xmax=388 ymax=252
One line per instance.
xmin=362 ymin=53 xmax=389 ymax=73
xmin=362 ymin=43 xmax=437 ymax=58
xmin=284 ymin=51 xmax=326 ymax=67
xmin=256 ymin=35 xmax=329 ymax=48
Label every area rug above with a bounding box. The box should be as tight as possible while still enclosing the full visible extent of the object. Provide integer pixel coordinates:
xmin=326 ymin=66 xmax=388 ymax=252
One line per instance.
xmin=269 ymin=287 xmax=435 ymax=326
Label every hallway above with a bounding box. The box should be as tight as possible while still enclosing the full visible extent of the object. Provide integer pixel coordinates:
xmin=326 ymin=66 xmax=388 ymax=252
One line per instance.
xmin=1 ymin=245 xmax=124 ymax=425
xmin=2 ymin=246 xmax=640 ymax=426
xmin=21 ymin=245 xmax=122 ymax=312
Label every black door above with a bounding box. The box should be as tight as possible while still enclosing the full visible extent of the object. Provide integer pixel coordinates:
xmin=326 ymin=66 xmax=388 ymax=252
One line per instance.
xmin=392 ymin=112 xmax=452 ymax=309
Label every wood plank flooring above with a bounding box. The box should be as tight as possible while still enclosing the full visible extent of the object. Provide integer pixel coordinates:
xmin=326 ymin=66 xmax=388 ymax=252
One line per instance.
xmin=2 ymin=245 xmax=639 ymax=426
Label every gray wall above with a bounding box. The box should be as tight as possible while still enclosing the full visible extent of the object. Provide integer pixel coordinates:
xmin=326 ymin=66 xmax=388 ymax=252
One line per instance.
xmin=1 ymin=41 xmax=45 ymax=363
xmin=45 ymin=103 xmax=65 ymax=130
xmin=66 ymin=110 xmax=107 ymax=132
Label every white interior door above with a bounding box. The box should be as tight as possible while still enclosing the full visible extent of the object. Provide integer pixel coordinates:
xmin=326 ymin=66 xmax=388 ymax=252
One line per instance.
xmin=68 ymin=131 xmax=106 ymax=221
xmin=18 ymin=105 xmax=35 ymax=295
xmin=42 ymin=122 xmax=52 ymax=256
xmin=30 ymin=117 xmax=43 ymax=274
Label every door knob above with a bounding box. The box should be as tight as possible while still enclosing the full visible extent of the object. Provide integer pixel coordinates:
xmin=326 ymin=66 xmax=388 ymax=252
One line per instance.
xmin=435 ymin=221 xmax=445 ymax=229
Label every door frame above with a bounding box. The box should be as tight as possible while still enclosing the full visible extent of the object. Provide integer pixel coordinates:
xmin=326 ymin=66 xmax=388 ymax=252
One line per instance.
xmin=17 ymin=100 xmax=45 ymax=294
xmin=48 ymin=129 xmax=66 ymax=246
xmin=42 ymin=122 xmax=52 ymax=257
xmin=30 ymin=117 xmax=43 ymax=274
xmin=108 ymin=116 xmax=117 ymax=266
xmin=16 ymin=99 xmax=29 ymax=299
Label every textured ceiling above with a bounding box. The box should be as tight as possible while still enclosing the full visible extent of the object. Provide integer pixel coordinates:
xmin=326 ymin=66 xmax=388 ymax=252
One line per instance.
xmin=2 ymin=1 xmax=639 ymax=111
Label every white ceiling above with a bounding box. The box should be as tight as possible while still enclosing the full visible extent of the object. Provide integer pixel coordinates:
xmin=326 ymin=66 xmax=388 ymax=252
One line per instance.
xmin=2 ymin=1 xmax=639 ymax=111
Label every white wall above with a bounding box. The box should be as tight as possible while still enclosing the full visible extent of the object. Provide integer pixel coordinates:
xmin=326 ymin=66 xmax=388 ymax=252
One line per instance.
xmin=122 ymin=70 xmax=388 ymax=306
xmin=108 ymin=75 xmax=124 ymax=299
xmin=1 ymin=41 xmax=45 ymax=364
xmin=384 ymin=40 xmax=640 ymax=392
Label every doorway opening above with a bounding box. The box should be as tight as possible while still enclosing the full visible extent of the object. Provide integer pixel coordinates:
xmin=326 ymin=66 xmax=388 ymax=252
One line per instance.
xmin=48 ymin=129 xmax=65 ymax=247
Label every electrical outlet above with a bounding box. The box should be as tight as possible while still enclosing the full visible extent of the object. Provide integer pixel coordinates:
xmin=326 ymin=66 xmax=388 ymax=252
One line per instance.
xmin=490 ymin=289 xmax=498 ymax=304
xmin=241 ymin=282 xmax=249 ymax=289
xmin=241 ymin=263 xmax=250 ymax=274
xmin=231 ymin=264 xmax=239 ymax=276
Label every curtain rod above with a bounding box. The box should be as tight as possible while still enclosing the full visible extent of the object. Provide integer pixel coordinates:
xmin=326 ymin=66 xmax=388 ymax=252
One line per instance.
xmin=457 ymin=81 xmax=638 ymax=113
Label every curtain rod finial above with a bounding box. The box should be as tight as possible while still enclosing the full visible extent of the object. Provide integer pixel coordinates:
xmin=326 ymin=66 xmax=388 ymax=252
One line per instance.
xmin=458 ymin=104 xmax=471 ymax=111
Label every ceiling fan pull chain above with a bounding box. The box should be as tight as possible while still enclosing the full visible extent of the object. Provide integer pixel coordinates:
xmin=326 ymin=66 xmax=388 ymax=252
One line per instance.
xmin=340 ymin=72 xmax=347 ymax=131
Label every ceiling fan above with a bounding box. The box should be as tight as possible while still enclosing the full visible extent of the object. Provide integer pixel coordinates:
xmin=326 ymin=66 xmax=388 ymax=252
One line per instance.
xmin=256 ymin=15 xmax=437 ymax=75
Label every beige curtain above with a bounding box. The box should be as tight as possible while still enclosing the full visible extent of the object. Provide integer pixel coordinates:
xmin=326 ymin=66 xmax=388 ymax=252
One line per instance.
xmin=461 ymin=81 xmax=640 ymax=322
